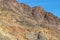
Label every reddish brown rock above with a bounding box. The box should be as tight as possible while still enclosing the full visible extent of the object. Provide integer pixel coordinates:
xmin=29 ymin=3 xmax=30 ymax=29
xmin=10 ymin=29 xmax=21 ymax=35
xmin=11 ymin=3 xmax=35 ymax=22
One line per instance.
xmin=0 ymin=0 xmax=60 ymax=40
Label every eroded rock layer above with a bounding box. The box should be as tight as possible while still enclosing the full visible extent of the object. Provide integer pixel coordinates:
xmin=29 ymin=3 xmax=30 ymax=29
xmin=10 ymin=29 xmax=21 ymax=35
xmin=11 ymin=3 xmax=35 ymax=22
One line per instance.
xmin=0 ymin=0 xmax=60 ymax=40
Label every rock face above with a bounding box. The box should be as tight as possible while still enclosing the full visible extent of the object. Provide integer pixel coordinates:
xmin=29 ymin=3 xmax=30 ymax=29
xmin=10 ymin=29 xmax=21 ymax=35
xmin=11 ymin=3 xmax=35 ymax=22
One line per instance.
xmin=0 ymin=0 xmax=60 ymax=40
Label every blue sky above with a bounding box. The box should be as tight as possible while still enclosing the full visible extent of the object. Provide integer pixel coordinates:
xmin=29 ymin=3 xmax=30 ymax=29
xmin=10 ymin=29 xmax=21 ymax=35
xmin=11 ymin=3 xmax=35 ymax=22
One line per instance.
xmin=16 ymin=0 xmax=60 ymax=18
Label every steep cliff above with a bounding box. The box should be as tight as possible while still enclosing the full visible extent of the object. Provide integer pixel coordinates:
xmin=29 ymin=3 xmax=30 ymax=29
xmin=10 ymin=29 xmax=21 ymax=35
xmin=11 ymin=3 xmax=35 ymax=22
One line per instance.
xmin=0 ymin=0 xmax=60 ymax=40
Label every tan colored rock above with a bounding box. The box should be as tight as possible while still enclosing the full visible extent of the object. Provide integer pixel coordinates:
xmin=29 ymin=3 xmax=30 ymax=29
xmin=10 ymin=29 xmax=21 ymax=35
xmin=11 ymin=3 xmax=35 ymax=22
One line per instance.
xmin=0 ymin=0 xmax=60 ymax=40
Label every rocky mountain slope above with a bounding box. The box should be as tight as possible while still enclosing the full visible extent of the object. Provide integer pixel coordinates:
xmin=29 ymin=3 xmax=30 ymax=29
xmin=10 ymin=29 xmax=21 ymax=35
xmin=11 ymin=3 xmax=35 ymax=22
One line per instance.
xmin=0 ymin=0 xmax=60 ymax=40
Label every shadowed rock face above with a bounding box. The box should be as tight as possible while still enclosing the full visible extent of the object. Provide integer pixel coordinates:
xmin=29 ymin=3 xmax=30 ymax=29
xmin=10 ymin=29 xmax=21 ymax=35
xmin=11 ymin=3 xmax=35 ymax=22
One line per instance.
xmin=0 ymin=0 xmax=60 ymax=40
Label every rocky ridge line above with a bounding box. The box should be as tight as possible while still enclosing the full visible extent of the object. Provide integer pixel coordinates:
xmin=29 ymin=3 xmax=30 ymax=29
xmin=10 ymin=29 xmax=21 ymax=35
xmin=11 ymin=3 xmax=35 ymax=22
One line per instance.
xmin=0 ymin=0 xmax=60 ymax=40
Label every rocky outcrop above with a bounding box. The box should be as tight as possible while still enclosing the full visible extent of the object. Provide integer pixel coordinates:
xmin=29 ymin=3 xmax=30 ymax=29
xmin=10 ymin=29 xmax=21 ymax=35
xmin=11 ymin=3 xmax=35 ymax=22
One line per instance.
xmin=0 ymin=0 xmax=60 ymax=40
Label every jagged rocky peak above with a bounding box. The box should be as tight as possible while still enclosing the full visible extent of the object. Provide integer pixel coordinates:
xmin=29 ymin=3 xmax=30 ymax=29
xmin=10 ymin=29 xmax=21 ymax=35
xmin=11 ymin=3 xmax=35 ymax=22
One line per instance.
xmin=0 ymin=0 xmax=60 ymax=40
xmin=33 ymin=6 xmax=43 ymax=11
xmin=20 ymin=3 xmax=32 ymax=12
xmin=32 ymin=6 xmax=46 ymax=18
xmin=0 ymin=0 xmax=59 ymax=25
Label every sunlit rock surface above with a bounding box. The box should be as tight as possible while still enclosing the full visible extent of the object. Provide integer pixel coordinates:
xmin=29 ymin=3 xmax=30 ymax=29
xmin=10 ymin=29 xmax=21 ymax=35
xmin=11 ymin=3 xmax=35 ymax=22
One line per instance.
xmin=0 ymin=0 xmax=60 ymax=40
